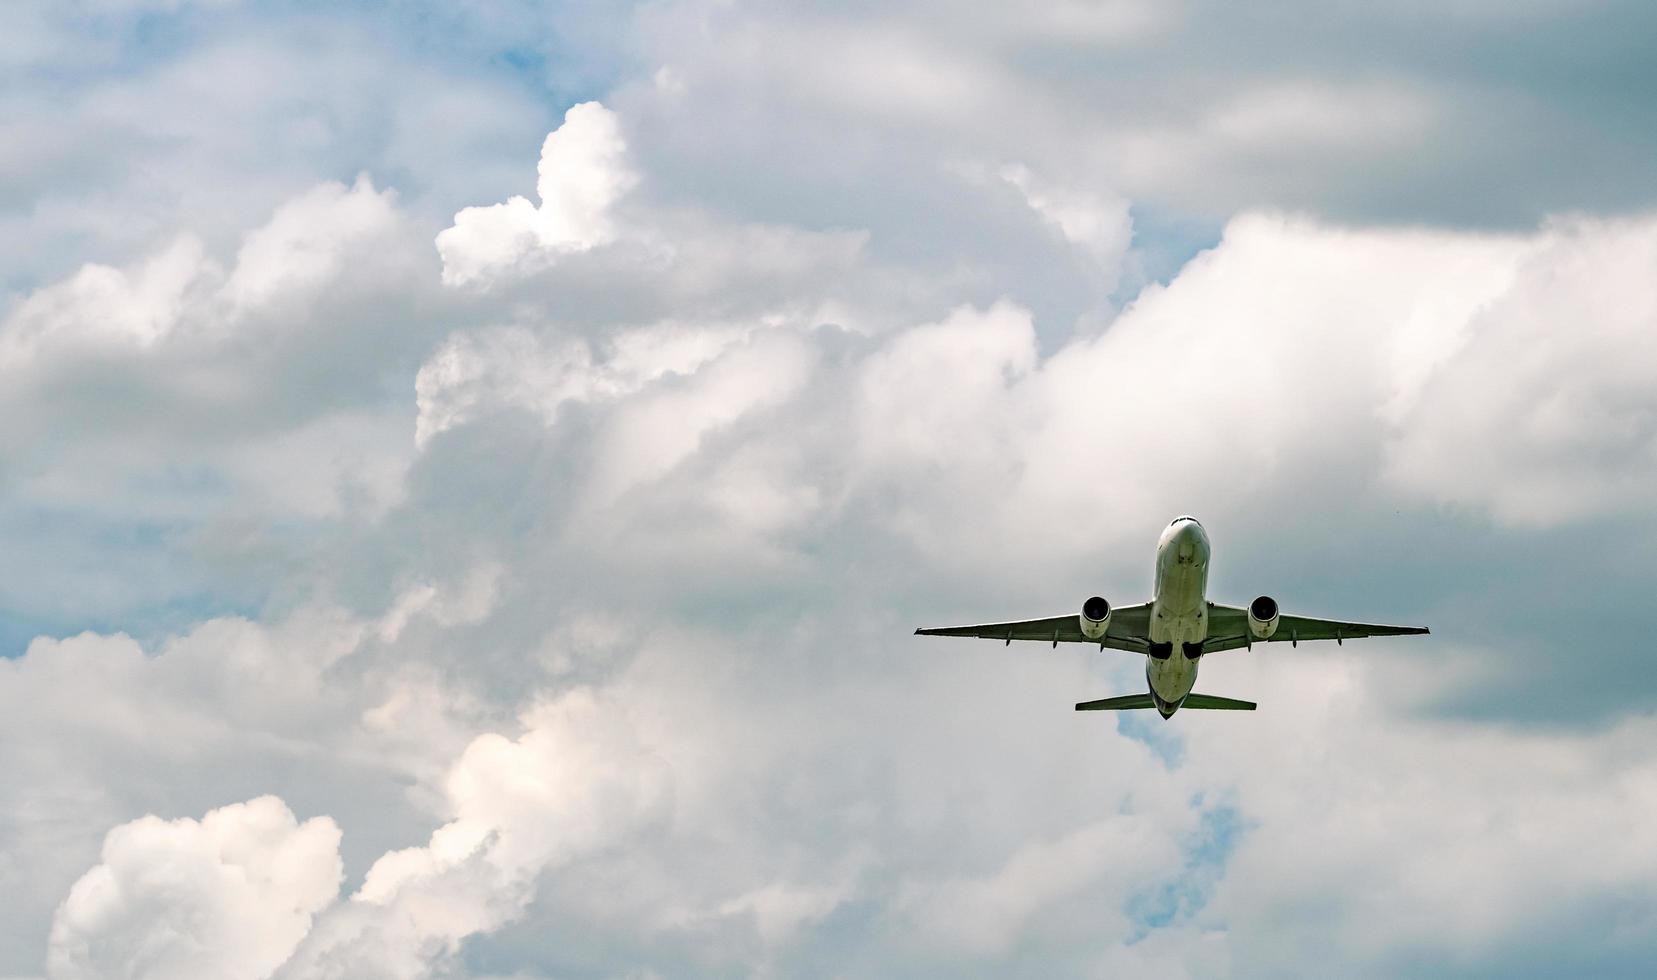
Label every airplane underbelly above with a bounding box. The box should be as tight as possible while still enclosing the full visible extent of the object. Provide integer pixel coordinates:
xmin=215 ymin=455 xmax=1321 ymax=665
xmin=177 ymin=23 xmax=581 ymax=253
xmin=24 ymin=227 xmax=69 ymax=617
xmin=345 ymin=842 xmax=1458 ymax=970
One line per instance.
xmin=1148 ymin=655 xmax=1198 ymax=702
xmin=1150 ymin=566 xmax=1209 ymax=645
xmin=1149 ymin=605 xmax=1208 ymax=645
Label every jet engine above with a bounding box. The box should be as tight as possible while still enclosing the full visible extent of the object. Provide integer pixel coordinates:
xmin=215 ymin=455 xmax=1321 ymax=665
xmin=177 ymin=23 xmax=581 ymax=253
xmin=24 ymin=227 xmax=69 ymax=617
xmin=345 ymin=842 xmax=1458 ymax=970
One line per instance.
xmin=1080 ymin=596 xmax=1112 ymax=640
xmin=1247 ymin=595 xmax=1280 ymax=640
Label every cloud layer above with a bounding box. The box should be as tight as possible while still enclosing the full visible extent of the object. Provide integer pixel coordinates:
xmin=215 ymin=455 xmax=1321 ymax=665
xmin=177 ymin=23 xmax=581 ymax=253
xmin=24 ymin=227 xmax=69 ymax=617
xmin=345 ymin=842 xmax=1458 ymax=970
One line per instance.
xmin=6 ymin=3 xmax=1657 ymax=979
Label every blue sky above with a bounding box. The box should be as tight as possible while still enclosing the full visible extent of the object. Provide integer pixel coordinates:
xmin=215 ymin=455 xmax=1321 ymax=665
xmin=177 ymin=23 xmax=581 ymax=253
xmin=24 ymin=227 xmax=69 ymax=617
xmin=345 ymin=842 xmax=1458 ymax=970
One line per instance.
xmin=5 ymin=2 xmax=1657 ymax=978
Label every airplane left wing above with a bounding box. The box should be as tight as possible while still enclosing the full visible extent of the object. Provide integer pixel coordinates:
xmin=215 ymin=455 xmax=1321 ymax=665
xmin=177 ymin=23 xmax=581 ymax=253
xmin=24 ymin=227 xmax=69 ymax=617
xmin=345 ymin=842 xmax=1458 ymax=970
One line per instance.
xmin=1203 ymin=603 xmax=1428 ymax=654
xmin=915 ymin=602 xmax=1151 ymax=652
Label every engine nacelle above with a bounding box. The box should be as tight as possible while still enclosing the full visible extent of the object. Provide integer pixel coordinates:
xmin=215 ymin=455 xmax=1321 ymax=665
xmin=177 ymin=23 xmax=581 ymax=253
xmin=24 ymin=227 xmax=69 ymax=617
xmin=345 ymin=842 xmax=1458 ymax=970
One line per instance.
xmin=1080 ymin=596 xmax=1112 ymax=640
xmin=1247 ymin=595 xmax=1280 ymax=640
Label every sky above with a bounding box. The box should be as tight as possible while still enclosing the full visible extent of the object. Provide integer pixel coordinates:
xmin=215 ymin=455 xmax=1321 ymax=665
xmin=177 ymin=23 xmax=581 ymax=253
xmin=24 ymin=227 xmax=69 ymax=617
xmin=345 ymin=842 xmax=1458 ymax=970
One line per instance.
xmin=4 ymin=1 xmax=1657 ymax=977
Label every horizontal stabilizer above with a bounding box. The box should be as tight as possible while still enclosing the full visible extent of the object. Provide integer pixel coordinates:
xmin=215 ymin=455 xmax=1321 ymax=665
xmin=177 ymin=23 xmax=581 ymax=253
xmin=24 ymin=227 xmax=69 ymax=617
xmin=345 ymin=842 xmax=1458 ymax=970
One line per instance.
xmin=1075 ymin=694 xmax=1156 ymax=711
xmin=1074 ymin=693 xmax=1257 ymax=712
xmin=1182 ymin=693 xmax=1256 ymax=710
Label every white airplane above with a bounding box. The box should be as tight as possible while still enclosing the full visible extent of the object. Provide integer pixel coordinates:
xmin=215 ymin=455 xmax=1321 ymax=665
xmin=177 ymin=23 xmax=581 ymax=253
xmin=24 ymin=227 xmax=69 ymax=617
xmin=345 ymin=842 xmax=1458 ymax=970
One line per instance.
xmin=915 ymin=516 xmax=1429 ymax=719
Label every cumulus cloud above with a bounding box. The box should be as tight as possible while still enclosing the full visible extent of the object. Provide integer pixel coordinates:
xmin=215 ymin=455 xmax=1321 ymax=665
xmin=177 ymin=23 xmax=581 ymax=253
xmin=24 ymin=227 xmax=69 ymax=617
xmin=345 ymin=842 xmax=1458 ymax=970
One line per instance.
xmin=47 ymin=796 xmax=341 ymax=980
xmin=276 ymin=689 xmax=671 ymax=980
xmin=430 ymin=99 xmax=877 ymax=330
xmin=39 ymin=682 xmax=673 ymax=980
xmin=0 ymin=172 xmax=438 ymax=630
xmin=0 ymin=572 xmax=511 ymax=972
xmin=436 ymin=102 xmax=637 ymax=286
xmin=1384 ymin=213 xmax=1657 ymax=525
xmin=12 ymin=5 xmax=1657 ymax=979
xmin=412 ymin=320 xmax=756 ymax=448
xmin=0 ymin=236 xmax=216 ymax=356
xmin=224 ymin=175 xmax=411 ymax=311
xmin=0 ymin=171 xmax=420 ymax=431
xmin=0 ymin=10 xmax=556 ymax=296
xmin=1186 ymin=656 xmax=1657 ymax=977
xmin=410 ymin=189 xmax=1657 ymax=592
xmin=998 ymin=163 xmax=1133 ymax=270
xmin=172 ymin=191 xmax=1657 ymax=977
xmin=895 ymin=815 xmax=1186 ymax=956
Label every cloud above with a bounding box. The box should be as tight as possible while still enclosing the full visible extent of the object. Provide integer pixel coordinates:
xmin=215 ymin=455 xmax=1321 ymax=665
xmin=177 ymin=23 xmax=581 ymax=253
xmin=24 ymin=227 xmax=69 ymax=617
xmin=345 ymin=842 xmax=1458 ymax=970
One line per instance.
xmin=473 ymin=206 xmax=1590 ymax=576
xmin=0 ymin=172 xmax=436 ymax=630
xmin=274 ymin=689 xmax=672 ymax=980
xmin=0 ymin=13 xmax=556 ymax=297
xmin=11 ymin=5 xmax=1657 ymax=979
xmin=1383 ymin=213 xmax=1657 ymax=525
xmin=611 ymin=0 xmax=1657 ymax=236
xmin=412 ymin=320 xmax=758 ymax=449
xmin=895 ymin=815 xmax=1186 ymax=956
xmin=47 ymin=796 xmax=341 ymax=980
xmin=0 ymin=236 xmax=215 ymax=355
xmin=431 ymin=99 xmax=875 ymax=330
xmin=223 ymin=175 xmax=411 ymax=311
xmin=436 ymin=102 xmax=638 ymax=287
xmin=1186 ymin=657 xmax=1657 ymax=977
xmin=998 ymin=163 xmax=1134 ymax=270
xmin=0 ymin=171 xmax=420 ymax=436
xmin=408 ymin=182 xmax=1657 ymax=629
xmin=0 ymin=575 xmax=510 ymax=972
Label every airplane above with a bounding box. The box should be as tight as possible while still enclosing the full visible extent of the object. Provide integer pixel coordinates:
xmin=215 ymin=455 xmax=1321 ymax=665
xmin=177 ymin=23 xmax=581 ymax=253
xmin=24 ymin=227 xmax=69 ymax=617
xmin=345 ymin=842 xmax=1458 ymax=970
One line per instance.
xmin=914 ymin=516 xmax=1429 ymax=719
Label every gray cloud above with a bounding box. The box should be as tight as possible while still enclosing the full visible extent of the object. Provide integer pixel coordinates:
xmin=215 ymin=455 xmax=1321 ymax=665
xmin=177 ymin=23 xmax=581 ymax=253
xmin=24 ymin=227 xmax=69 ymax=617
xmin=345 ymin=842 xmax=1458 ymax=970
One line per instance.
xmin=619 ymin=0 xmax=1657 ymax=231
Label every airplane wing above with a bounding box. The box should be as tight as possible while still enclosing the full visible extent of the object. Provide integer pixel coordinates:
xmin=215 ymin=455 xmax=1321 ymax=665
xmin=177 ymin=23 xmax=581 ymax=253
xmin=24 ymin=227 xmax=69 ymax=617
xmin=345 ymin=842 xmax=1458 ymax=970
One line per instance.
xmin=1202 ymin=603 xmax=1429 ymax=654
xmin=915 ymin=602 xmax=1151 ymax=653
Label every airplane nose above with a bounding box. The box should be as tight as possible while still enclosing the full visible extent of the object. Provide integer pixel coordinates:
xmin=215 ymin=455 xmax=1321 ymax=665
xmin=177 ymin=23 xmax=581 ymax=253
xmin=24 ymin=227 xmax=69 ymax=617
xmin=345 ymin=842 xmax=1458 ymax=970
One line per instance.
xmin=1174 ymin=522 xmax=1207 ymax=564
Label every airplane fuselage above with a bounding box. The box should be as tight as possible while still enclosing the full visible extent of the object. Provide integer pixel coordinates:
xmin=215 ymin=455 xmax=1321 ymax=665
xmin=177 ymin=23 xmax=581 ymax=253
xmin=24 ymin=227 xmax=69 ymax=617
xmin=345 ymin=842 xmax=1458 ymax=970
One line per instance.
xmin=1147 ymin=516 xmax=1210 ymax=717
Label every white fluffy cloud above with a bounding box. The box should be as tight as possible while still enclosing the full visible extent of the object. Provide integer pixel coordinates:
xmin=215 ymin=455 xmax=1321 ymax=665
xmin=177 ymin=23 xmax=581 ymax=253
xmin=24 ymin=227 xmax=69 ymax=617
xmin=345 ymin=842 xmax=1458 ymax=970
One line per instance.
xmin=48 ymin=797 xmax=341 ymax=980
xmin=436 ymin=102 xmax=638 ymax=287
xmin=421 ymin=203 xmax=1657 ymax=583
xmin=10 ymin=5 xmax=1657 ymax=979
xmin=1384 ymin=213 xmax=1657 ymax=525
xmin=1186 ymin=656 xmax=1657 ymax=977
xmin=0 ymin=574 xmax=511 ymax=974
xmin=998 ymin=162 xmax=1133 ymax=270
xmin=0 ymin=236 xmax=215 ymax=356
xmin=22 ymin=155 xmax=1657 ymax=977
xmin=277 ymin=690 xmax=672 ymax=980
xmin=0 ymin=172 xmax=437 ymax=629
xmin=412 ymin=319 xmax=756 ymax=449
xmin=35 ymin=683 xmax=672 ymax=980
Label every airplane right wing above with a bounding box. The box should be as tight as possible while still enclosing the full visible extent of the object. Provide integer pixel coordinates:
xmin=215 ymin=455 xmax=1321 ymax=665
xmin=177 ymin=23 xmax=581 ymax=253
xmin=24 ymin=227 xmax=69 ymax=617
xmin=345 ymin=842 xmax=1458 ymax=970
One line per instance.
xmin=915 ymin=602 xmax=1152 ymax=653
